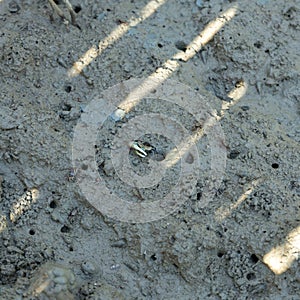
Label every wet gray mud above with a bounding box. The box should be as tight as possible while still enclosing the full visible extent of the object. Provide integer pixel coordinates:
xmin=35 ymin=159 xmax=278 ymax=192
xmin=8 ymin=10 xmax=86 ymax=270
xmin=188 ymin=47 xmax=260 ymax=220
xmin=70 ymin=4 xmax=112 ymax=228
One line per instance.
xmin=0 ymin=0 xmax=299 ymax=299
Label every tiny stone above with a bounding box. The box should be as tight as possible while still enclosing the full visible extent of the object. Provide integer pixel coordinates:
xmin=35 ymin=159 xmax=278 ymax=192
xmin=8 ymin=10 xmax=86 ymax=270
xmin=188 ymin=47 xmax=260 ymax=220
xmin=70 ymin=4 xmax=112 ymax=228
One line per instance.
xmin=80 ymin=219 xmax=92 ymax=230
xmin=110 ymin=264 xmax=120 ymax=270
xmin=97 ymin=12 xmax=107 ymax=21
xmin=51 ymin=211 xmax=64 ymax=223
xmin=111 ymin=238 xmax=127 ymax=248
xmin=7 ymin=246 xmax=24 ymax=254
xmin=52 ymin=267 xmax=65 ymax=277
xmin=86 ymin=78 xmax=94 ymax=85
xmin=53 ymin=276 xmax=67 ymax=284
xmin=80 ymin=105 xmax=86 ymax=112
xmin=110 ymin=108 xmax=125 ymax=122
xmin=70 ymin=107 xmax=80 ymax=119
xmin=52 ymin=284 xmax=63 ymax=294
xmin=52 ymin=82 xmax=60 ymax=88
xmin=103 ymin=160 xmax=114 ymax=177
xmin=81 ymin=261 xmax=96 ymax=274
xmin=196 ymin=0 xmax=203 ymax=8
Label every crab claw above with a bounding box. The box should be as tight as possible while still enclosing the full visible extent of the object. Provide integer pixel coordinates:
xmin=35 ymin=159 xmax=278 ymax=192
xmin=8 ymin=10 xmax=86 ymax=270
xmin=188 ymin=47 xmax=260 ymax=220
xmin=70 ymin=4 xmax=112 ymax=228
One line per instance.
xmin=129 ymin=141 xmax=148 ymax=158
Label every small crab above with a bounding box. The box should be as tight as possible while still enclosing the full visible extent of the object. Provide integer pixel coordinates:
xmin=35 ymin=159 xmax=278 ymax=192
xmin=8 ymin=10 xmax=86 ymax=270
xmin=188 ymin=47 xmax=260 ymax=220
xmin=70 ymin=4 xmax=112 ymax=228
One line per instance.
xmin=67 ymin=168 xmax=77 ymax=182
xmin=129 ymin=141 xmax=155 ymax=158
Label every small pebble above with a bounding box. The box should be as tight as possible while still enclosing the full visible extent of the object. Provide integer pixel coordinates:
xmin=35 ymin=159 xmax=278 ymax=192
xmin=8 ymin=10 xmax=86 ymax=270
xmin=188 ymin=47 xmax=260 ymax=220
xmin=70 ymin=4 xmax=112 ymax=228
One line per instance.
xmin=52 ymin=267 xmax=66 ymax=277
xmin=7 ymin=246 xmax=24 ymax=254
xmin=110 ymin=264 xmax=120 ymax=271
xmin=111 ymin=238 xmax=127 ymax=248
xmin=80 ymin=105 xmax=86 ymax=113
xmin=97 ymin=12 xmax=107 ymax=21
xmin=81 ymin=261 xmax=96 ymax=274
xmin=52 ymin=284 xmax=63 ymax=294
xmin=196 ymin=0 xmax=203 ymax=8
xmin=110 ymin=108 xmax=125 ymax=122
xmin=256 ymin=0 xmax=270 ymax=6
xmin=103 ymin=160 xmax=114 ymax=177
xmin=50 ymin=211 xmax=64 ymax=223
xmin=80 ymin=218 xmax=93 ymax=230
xmin=70 ymin=107 xmax=80 ymax=119
xmin=86 ymin=78 xmax=94 ymax=85
xmin=53 ymin=276 xmax=67 ymax=285
xmin=61 ymin=110 xmax=70 ymax=116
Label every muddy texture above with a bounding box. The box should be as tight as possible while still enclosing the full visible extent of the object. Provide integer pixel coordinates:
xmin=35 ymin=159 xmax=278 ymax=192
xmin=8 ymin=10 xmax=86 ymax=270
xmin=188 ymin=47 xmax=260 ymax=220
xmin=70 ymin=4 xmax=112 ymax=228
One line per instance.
xmin=0 ymin=0 xmax=299 ymax=299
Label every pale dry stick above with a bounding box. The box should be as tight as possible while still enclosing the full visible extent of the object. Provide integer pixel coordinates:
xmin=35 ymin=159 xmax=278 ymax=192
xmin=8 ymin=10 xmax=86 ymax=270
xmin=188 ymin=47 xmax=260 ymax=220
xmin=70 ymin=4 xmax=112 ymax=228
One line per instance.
xmin=48 ymin=0 xmax=78 ymax=27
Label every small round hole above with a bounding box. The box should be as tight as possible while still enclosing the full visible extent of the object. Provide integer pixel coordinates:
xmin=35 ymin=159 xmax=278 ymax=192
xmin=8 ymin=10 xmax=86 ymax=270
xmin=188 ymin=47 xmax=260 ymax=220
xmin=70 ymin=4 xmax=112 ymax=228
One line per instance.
xmin=29 ymin=229 xmax=35 ymax=235
xmin=217 ymin=251 xmax=224 ymax=258
xmin=228 ymin=150 xmax=240 ymax=159
xmin=246 ymin=273 xmax=256 ymax=280
xmin=61 ymin=225 xmax=70 ymax=233
xmin=150 ymin=254 xmax=157 ymax=261
xmin=157 ymin=43 xmax=163 ymax=48
xmin=254 ymin=41 xmax=262 ymax=49
xmin=65 ymin=85 xmax=72 ymax=93
xmin=272 ymin=163 xmax=279 ymax=169
xmin=49 ymin=200 xmax=57 ymax=209
xmin=21 ymin=271 xmax=27 ymax=277
xmin=175 ymin=41 xmax=187 ymax=51
xmin=250 ymin=254 xmax=259 ymax=264
xmin=74 ymin=5 xmax=81 ymax=13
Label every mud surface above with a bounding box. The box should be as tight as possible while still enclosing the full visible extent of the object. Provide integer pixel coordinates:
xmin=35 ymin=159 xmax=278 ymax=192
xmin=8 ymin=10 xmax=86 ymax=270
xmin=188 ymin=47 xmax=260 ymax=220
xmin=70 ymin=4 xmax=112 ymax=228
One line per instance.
xmin=0 ymin=0 xmax=299 ymax=299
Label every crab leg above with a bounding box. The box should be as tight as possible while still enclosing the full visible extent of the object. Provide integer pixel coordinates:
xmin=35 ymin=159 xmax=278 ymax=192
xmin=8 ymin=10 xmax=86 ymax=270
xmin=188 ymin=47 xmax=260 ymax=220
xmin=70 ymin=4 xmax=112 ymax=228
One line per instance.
xmin=48 ymin=0 xmax=78 ymax=26
xmin=62 ymin=0 xmax=77 ymax=26
xmin=48 ymin=0 xmax=66 ymax=22
xmin=129 ymin=142 xmax=148 ymax=158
